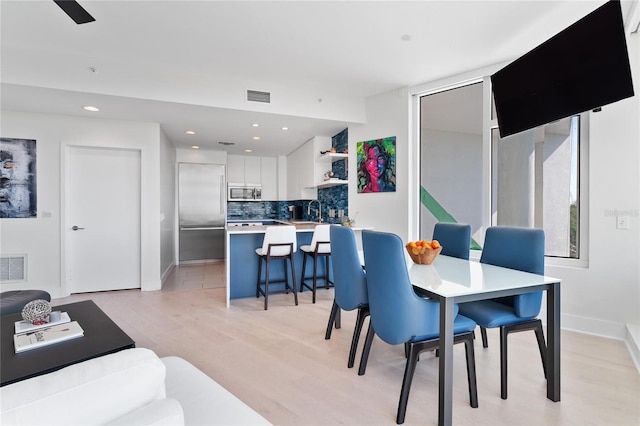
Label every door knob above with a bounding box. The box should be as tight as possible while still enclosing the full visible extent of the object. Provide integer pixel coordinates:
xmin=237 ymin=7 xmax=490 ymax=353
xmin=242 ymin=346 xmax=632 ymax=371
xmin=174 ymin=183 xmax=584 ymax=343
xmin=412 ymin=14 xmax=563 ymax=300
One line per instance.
xmin=71 ymin=225 xmax=85 ymax=231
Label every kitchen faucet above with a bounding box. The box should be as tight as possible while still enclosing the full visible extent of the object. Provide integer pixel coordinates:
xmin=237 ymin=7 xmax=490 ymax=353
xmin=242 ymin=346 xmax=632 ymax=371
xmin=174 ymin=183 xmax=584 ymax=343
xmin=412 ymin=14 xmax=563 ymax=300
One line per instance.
xmin=307 ymin=199 xmax=322 ymax=223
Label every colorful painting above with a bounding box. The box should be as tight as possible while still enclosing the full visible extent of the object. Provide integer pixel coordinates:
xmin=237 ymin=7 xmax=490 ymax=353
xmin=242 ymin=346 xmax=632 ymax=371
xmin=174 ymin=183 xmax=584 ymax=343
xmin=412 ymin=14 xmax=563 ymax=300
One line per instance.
xmin=0 ymin=138 xmax=37 ymax=218
xmin=356 ymin=136 xmax=396 ymax=193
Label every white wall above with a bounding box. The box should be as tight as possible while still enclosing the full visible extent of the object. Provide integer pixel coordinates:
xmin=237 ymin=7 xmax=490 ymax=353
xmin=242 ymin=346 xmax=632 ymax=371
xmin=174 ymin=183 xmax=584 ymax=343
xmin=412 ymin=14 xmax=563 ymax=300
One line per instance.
xmin=348 ymin=87 xmax=411 ymax=243
xmin=0 ymin=110 xmax=163 ymax=296
xmin=547 ymin=31 xmax=639 ymax=341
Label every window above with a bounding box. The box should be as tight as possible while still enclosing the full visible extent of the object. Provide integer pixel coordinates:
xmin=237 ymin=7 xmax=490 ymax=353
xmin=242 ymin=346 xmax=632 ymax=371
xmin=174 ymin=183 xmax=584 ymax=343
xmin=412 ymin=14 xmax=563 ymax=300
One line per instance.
xmin=491 ymin=116 xmax=580 ymax=258
xmin=418 ymin=79 xmax=582 ymax=259
xmin=419 ymin=82 xmax=484 ymax=249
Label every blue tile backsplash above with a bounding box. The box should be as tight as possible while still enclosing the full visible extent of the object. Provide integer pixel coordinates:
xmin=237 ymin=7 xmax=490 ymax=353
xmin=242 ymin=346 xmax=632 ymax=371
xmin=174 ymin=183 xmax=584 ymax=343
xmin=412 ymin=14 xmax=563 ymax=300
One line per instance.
xmin=228 ymin=128 xmax=349 ymax=223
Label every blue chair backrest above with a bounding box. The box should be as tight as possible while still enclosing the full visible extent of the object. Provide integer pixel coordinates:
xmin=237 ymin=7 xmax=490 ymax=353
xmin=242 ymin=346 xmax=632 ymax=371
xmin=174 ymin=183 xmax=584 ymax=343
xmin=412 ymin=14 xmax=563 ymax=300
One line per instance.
xmin=480 ymin=226 xmax=545 ymax=318
xmin=432 ymin=222 xmax=471 ymax=260
xmin=361 ymin=230 xmax=442 ymax=345
xmin=330 ymin=225 xmax=368 ymax=311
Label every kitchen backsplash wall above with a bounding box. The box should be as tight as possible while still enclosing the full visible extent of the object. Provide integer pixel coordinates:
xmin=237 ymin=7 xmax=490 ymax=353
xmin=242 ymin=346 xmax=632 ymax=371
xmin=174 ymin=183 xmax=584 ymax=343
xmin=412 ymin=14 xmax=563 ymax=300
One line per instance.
xmin=228 ymin=128 xmax=349 ymax=223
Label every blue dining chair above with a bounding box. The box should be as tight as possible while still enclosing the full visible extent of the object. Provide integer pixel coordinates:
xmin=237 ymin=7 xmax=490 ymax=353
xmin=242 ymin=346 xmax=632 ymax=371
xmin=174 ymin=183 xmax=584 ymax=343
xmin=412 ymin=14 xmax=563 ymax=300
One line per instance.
xmin=458 ymin=226 xmax=547 ymax=400
xmin=325 ymin=225 xmax=369 ymax=369
xmin=359 ymin=230 xmax=478 ymax=424
xmin=432 ymin=222 xmax=472 ymax=260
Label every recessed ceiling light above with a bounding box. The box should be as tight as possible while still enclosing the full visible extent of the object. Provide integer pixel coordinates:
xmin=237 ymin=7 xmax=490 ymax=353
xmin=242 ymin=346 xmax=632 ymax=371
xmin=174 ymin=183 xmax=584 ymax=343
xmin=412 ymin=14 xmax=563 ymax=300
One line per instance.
xmin=252 ymin=136 xmax=261 ymax=140
xmin=252 ymin=123 xmax=259 ymax=127
xmin=185 ymin=130 xmax=196 ymax=135
xmin=83 ymin=105 xmax=99 ymax=112
xmin=245 ymin=149 xmax=253 ymax=153
xmin=281 ymin=127 xmax=289 ymax=131
xmin=191 ymin=145 xmax=200 ymax=149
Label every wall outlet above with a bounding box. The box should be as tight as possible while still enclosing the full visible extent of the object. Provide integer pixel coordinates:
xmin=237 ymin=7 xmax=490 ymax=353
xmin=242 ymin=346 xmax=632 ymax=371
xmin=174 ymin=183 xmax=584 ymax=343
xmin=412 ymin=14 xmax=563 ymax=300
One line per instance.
xmin=338 ymin=209 xmax=344 ymax=218
xmin=616 ymin=215 xmax=629 ymax=229
xmin=329 ymin=209 xmax=335 ymax=218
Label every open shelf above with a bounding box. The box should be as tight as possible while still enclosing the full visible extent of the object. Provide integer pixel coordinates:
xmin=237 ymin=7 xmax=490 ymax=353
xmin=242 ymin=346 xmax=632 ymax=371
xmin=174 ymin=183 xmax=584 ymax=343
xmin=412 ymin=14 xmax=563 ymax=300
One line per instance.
xmin=318 ymin=152 xmax=348 ymax=162
xmin=308 ymin=178 xmax=348 ymax=189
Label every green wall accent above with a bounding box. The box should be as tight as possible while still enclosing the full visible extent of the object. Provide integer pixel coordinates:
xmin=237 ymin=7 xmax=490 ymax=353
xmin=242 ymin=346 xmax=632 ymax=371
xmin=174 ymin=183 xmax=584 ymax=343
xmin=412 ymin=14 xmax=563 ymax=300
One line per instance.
xmin=420 ymin=186 xmax=482 ymax=250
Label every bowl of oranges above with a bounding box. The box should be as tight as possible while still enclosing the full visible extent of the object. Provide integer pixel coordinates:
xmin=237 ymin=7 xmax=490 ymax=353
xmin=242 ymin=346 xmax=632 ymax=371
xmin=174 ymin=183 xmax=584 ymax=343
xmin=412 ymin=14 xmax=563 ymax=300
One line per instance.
xmin=406 ymin=239 xmax=442 ymax=265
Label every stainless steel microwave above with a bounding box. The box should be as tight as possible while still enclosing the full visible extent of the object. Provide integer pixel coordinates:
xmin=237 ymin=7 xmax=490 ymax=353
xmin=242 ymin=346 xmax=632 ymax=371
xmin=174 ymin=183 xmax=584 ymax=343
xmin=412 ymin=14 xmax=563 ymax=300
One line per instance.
xmin=228 ymin=184 xmax=262 ymax=201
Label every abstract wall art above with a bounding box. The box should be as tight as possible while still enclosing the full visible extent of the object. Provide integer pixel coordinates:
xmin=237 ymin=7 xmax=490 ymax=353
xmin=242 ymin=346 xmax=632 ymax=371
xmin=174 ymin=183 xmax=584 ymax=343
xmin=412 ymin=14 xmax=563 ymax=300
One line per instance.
xmin=0 ymin=138 xmax=37 ymax=218
xmin=356 ymin=136 xmax=396 ymax=193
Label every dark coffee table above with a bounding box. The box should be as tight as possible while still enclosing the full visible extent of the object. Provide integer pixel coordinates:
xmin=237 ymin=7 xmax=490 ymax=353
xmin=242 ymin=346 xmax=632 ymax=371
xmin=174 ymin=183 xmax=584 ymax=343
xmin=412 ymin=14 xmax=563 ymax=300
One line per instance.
xmin=1 ymin=299 xmax=135 ymax=386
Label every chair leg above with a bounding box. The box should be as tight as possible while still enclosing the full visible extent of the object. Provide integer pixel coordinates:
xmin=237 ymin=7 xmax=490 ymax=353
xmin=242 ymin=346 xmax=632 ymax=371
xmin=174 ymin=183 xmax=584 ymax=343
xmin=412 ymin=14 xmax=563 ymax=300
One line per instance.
xmin=500 ymin=326 xmax=508 ymax=399
xmin=461 ymin=333 xmax=479 ymax=408
xmin=500 ymin=320 xmax=547 ymax=399
xmin=324 ymin=255 xmax=333 ymax=288
xmin=534 ymin=322 xmax=547 ymax=379
xmin=325 ymin=300 xmax=339 ymax=340
xmin=256 ymin=257 xmax=262 ymax=298
xmin=481 ymin=326 xmax=488 ymax=348
xmin=358 ymin=322 xmax=375 ymax=376
xmin=263 ymin=257 xmax=270 ymax=310
xmin=300 ymin=253 xmax=307 ymax=293
xmin=312 ymin=254 xmax=318 ymax=304
xmin=348 ymin=307 xmax=370 ymax=368
xmin=396 ymin=342 xmax=420 ymax=424
xmin=335 ymin=307 xmax=341 ymax=329
xmin=289 ymin=255 xmax=298 ymax=306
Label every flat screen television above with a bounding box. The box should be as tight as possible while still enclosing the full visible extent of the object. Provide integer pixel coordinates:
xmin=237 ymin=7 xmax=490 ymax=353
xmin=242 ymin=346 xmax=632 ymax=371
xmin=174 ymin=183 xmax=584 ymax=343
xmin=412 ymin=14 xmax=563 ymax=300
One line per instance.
xmin=491 ymin=0 xmax=635 ymax=138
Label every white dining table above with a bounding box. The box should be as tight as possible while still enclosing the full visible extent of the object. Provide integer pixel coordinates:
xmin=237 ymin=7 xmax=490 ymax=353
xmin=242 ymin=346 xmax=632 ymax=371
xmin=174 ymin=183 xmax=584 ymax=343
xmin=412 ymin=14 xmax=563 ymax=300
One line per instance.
xmin=408 ymin=255 xmax=561 ymax=426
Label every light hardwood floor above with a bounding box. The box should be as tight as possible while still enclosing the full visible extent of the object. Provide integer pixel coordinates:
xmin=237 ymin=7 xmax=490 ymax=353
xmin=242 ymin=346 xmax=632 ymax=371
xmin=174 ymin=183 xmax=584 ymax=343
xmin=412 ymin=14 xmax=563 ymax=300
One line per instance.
xmin=53 ymin=264 xmax=640 ymax=426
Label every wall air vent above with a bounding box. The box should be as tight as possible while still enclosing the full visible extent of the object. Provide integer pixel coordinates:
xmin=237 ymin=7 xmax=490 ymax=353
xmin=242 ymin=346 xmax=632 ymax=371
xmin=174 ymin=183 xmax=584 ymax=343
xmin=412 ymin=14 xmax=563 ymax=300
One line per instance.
xmin=218 ymin=141 xmax=235 ymax=146
xmin=247 ymin=90 xmax=271 ymax=103
xmin=0 ymin=255 xmax=27 ymax=282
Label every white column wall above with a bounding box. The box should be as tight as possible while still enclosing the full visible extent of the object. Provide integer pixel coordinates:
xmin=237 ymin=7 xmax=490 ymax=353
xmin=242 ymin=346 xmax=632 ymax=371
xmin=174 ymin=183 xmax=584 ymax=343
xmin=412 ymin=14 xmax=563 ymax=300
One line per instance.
xmin=348 ymin=87 xmax=410 ymax=245
xmin=542 ymin=132 xmax=573 ymax=257
xmin=160 ymin=128 xmax=176 ymax=279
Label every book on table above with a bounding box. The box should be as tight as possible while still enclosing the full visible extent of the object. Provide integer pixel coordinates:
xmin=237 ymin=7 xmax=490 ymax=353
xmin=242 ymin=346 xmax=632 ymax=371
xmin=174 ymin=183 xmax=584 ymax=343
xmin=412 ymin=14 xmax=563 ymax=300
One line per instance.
xmin=13 ymin=321 xmax=85 ymax=353
xmin=14 ymin=312 xmax=72 ymax=334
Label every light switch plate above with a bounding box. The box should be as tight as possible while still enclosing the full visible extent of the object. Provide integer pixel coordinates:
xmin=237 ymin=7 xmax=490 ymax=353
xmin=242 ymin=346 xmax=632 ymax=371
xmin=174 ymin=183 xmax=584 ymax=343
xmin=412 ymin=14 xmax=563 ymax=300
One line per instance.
xmin=616 ymin=215 xmax=629 ymax=229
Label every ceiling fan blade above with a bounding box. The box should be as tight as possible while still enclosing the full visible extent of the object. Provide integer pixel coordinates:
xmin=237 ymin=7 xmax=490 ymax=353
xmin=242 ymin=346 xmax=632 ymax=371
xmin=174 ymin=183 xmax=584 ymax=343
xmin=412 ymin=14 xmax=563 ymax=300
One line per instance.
xmin=53 ymin=0 xmax=95 ymax=24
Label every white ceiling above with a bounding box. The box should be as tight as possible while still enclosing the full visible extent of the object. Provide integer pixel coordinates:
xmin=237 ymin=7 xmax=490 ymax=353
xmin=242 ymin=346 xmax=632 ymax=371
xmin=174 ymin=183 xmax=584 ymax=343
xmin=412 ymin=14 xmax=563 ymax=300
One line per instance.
xmin=2 ymin=0 xmax=630 ymax=156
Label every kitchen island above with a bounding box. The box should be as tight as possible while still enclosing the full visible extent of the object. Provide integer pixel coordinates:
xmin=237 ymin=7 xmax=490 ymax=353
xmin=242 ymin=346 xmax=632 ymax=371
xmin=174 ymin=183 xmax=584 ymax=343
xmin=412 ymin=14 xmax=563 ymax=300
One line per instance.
xmin=225 ymin=220 xmax=329 ymax=307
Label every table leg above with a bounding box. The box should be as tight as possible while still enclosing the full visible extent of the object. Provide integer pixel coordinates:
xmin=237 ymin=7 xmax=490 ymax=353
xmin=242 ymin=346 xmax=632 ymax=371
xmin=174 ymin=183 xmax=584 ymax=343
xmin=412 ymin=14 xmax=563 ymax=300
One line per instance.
xmin=438 ymin=297 xmax=455 ymax=426
xmin=546 ymin=281 xmax=561 ymax=402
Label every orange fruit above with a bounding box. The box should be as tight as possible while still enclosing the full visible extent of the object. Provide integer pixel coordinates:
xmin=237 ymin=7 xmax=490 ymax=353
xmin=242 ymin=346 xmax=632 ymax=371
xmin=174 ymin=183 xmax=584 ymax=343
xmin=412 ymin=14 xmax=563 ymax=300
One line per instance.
xmin=431 ymin=240 xmax=441 ymax=249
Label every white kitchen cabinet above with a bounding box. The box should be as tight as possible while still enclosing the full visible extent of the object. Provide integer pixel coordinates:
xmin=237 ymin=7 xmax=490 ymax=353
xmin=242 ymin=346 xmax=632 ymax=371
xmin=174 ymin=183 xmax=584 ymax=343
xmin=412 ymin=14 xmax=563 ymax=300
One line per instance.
xmin=287 ymin=138 xmax=317 ymax=200
xmin=227 ymin=155 xmax=245 ymax=184
xmin=260 ymin=157 xmax=278 ymax=200
xmin=244 ymin=156 xmax=261 ymax=184
xmin=227 ymin=154 xmax=262 ymax=184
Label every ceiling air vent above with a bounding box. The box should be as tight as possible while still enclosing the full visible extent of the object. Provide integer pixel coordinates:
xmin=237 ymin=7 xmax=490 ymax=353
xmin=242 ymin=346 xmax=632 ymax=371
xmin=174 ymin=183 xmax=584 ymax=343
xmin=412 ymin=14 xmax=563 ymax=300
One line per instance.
xmin=247 ymin=90 xmax=271 ymax=104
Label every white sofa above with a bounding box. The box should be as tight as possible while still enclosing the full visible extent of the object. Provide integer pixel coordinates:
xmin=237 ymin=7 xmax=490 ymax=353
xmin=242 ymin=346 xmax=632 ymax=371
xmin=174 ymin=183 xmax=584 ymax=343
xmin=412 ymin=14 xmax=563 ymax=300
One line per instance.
xmin=0 ymin=348 xmax=271 ymax=425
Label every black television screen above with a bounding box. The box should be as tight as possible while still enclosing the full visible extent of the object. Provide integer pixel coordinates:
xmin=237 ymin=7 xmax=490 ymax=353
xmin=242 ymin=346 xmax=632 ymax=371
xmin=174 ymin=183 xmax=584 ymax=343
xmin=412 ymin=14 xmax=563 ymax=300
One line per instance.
xmin=491 ymin=0 xmax=635 ymax=138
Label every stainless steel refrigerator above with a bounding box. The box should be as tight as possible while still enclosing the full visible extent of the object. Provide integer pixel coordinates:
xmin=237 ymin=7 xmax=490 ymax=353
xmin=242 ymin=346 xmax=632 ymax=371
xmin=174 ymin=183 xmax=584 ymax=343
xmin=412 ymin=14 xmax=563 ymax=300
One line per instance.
xmin=178 ymin=163 xmax=226 ymax=262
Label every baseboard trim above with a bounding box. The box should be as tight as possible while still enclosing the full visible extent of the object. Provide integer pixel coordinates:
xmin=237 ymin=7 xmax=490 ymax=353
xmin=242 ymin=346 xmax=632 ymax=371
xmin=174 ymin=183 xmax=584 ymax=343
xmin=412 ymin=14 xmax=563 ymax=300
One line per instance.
xmin=556 ymin=313 xmax=640 ymax=374
xmin=161 ymin=262 xmax=176 ymax=286
xmin=560 ymin=312 xmax=627 ymax=340
xmin=625 ymin=323 xmax=640 ymax=374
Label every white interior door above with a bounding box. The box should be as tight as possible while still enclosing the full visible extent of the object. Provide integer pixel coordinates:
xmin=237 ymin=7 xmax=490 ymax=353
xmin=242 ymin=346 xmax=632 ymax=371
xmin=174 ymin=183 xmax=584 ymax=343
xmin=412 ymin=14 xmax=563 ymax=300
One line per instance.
xmin=67 ymin=146 xmax=141 ymax=293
